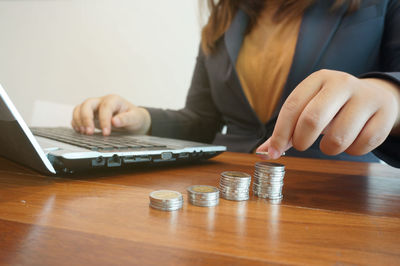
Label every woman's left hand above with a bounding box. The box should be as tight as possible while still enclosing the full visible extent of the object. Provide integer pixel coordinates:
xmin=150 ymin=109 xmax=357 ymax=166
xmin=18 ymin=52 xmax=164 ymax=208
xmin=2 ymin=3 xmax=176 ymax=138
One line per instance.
xmin=256 ymin=69 xmax=400 ymax=159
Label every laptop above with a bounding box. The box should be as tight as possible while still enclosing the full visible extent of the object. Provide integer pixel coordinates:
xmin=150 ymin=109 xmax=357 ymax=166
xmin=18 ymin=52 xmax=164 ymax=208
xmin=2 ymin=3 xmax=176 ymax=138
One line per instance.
xmin=0 ymin=84 xmax=226 ymax=175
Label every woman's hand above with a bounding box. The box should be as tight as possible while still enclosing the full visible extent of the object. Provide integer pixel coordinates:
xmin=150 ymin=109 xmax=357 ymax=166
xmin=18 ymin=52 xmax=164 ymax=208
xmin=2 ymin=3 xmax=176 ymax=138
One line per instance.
xmin=71 ymin=94 xmax=151 ymax=136
xmin=257 ymin=69 xmax=400 ymax=159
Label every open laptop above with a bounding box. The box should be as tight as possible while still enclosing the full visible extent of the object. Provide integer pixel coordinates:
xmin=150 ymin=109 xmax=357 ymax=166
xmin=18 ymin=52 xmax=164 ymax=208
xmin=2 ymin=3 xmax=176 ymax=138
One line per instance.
xmin=0 ymin=84 xmax=226 ymax=175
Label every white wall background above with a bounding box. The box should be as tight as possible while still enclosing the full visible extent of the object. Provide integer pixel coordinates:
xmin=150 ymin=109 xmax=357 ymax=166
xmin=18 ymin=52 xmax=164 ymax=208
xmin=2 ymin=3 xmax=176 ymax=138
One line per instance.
xmin=0 ymin=0 xmax=202 ymax=126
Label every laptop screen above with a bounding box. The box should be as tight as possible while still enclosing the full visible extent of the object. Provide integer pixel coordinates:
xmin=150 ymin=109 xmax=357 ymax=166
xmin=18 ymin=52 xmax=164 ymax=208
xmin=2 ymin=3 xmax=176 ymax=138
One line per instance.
xmin=0 ymin=84 xmax=56 ymax=174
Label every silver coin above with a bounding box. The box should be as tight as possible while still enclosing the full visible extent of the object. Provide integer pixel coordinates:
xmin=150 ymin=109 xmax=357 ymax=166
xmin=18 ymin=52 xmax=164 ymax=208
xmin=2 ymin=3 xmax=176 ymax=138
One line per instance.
xmin=187 ymin=186 xmax=219 ymax=198
xmin=268 ymin=195 xmax=283 ymax=201
xmin=150 ymin=190 xmax=183 ymax=201
xmin=255 ymin=162 xmax=285 ymax=169
xmin=254 ymin=172 xmax=285 ymax=177
xmin=220 ymin=178 xmax=251 ymax=184
xmin=253 ymin=191 xmax=283 ymax=198
xmin=187 ymin=185 xmax=219 ymax=194
xmin=254 ymin=181 xmax=283 ymax=186
xmin=189 ymin=198 xmax=219 ymax=204
xmin=253 ymin=184 xmax=283 ymax=190
xmin=220 ymin=194 xmax=249 ymax=201
xmin=253 ymin=161 xmax=286 ymax=201
xmin=150 ymin=205 xmax=183 ymax=211
xmin=253 ymin=182 xmax=284 ymax=188
xmin=220 ymin=191 xmax=249 ymax=197
xmin=253 ymin=192 xmax=268 ymax=198
xmin=220 ymin=187 xmax=249 ymax=193
xmin=220 ymin=193 xmax=250 ymax=198
xmin=255 ymin=166 xmax=285 ymax=170
xmin=220 ymin=180 xmax=251 ymax=186
xmin=221 ymin=171 xmax=251 ymax=178
xmin=150 ymin=202 xmax=183 ymax=208
xmin=189 ymin=194 xmax=220 ymax=200
xmin=219 ymin=182 xmax=251 ymax=189
xmin=189 ymin=198 xmax=219 ymax=207
xmin=252 ymin=189 xmax=283 ymax=196
xmin=186 ymin=185 xmax=220 ymax=207
xmin=219 ymin=171 xmax=251 ymax=201
xmin=254 ymin=180 xmax=284 ymax=184
xmin=219 ymin=184 xmax=250 ymax=191
xmin=150 ymin=202 xmax=182 ymax=208
xmin=149 ymin=190 xmax=184 ymax=211
xmin=220 ymin=175 xmax=251 ymax=181
xmin=254 ymin=176 xmax=285 ymax=180
xmin=269 ymin=198 xmax=283 ymax=204
xmin=254 ymin=174 xmax=284 ymax=178
xmin=150 ymin=198 xmax=183 ymax=203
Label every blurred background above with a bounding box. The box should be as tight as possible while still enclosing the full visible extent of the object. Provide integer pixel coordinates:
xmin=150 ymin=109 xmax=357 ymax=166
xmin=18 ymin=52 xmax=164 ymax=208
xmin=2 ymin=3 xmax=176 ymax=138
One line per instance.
xmin=0 ymin=0 xmax=202 ymax=126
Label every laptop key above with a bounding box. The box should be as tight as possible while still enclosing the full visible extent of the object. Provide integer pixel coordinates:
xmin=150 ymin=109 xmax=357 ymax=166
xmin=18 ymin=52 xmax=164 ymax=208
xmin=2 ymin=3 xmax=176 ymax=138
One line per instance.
xmin=31 ymin=127 xmax=169 ymax=152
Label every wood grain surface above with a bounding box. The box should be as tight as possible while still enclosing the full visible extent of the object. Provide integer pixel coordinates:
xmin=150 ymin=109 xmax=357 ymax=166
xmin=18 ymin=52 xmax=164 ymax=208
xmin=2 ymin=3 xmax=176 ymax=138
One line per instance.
xmin=0 ymin=152 xmax=399 ymax=265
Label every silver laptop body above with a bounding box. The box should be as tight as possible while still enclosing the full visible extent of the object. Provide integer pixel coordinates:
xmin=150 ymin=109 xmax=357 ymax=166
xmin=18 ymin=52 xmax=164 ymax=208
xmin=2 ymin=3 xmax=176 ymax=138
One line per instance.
xmin=0 ymin=84 xmax=226 ymax=175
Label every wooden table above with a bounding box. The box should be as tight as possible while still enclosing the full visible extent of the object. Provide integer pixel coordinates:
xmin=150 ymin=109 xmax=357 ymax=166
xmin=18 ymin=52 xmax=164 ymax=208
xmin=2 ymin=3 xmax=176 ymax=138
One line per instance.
xmin=0 ymin=152 xmax=399 ymax=265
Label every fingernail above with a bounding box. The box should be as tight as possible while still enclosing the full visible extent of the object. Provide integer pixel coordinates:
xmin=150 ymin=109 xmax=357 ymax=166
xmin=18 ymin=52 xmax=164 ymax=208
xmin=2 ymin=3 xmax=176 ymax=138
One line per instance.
xmin=86 ymin=127 xmax=93 ymax=135
xmin=80 ymin=126 xmax=85 ymax=134
xmin=102 ymin=127 xmax=110 ymax=136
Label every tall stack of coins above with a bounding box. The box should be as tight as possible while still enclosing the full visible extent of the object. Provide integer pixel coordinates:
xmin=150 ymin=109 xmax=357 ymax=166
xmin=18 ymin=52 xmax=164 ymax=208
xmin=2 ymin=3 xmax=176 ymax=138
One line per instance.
xmin=149 ymin=190 xmax=183 ymax=211
xmin=187 ymin=185 xmax=219 ymax=207
xmin=253 ymin=162 xmax=285 ymax=202
xmin=219 ymin=171 xmax=251 ymax=201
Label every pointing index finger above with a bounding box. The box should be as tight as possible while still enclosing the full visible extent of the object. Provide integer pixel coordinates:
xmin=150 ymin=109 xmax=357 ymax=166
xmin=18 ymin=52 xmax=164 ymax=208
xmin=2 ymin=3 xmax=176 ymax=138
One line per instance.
xmin=80 ymin=98 xmax=101 ymax=135
xmin=98 ymin=97 xmax=122 ymax=135
xmin=266 ymin=71 xmax=325 ymax=157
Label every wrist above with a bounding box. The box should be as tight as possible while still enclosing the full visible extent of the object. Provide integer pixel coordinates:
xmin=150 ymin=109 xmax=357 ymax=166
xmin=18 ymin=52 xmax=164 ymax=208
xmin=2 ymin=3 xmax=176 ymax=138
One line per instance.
xmin=362 ymin=78 xmax=400 ymax=135
xmin=138 ymin=107 xmax=152 ymax=135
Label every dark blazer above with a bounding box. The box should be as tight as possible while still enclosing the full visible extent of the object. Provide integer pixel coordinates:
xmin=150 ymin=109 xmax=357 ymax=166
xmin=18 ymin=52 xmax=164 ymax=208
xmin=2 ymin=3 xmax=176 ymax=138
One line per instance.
xmin=147 ymin=0 xmax=400 ymax=167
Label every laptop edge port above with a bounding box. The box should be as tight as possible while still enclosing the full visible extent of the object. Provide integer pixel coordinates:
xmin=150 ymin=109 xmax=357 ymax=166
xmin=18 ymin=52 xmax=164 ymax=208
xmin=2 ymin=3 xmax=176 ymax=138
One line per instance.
xmin=122 ymin=156 xmax=152 ymax=164
xmin=161 ymin=152 xmax=173 ymax=160
xmin=178 ymin=153 xmax=189 ymax=159
xmin=107 ymin=155 xmax=121 ymax=167
xmin=92 ymin=156 xmax=105 ymax=167
xmin=153 ymin=152 xmax=175 ymax=162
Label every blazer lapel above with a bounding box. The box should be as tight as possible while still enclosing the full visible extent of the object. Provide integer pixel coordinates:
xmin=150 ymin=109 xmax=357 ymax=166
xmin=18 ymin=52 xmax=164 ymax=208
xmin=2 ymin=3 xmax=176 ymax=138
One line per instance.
xmin=223 ymin=10 xmax=263 ymax=126
xmin=222 ymin=3 xmax=348 ymax=131
xmin=275 ymin=1 xmax=348 ymax=116
xmin=225 ymin=10 xmax=248 ymax=64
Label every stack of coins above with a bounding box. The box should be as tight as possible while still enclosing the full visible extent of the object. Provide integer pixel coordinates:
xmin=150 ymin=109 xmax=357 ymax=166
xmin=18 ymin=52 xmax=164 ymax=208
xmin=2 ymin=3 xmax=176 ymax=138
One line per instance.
xmin=219 ymin=171 xmax=251 ymax=201
xmin=149 ymin=190 xmax=183 ymax=211
xmin=253 ymin=162 xmax=285 ymax=202
xmin=187 ymin=185 xmax=219 ymax=207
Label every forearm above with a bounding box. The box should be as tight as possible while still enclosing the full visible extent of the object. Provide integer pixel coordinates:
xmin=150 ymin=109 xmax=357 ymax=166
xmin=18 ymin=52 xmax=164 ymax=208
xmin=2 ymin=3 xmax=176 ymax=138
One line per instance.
xmin=146 ymin=107 xmax=221 ymax=143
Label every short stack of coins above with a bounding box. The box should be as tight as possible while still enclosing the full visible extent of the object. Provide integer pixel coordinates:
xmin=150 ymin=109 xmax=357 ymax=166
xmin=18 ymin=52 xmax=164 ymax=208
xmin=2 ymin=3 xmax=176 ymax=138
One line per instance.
xmin=219 ymin=171 xmax=251 ymax=201
xmin=149 ymin=190 xmax=183 ymax=211
xmin=253 ymin=162 xmax=285 ymax=202
xmin=187 ymin=185 xmax=219 ymax=207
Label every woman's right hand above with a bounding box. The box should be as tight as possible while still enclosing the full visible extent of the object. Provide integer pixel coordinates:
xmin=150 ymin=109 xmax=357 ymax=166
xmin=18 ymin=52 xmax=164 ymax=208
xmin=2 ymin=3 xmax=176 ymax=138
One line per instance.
xmin=71 ymin=94 xmax=151 ymax=136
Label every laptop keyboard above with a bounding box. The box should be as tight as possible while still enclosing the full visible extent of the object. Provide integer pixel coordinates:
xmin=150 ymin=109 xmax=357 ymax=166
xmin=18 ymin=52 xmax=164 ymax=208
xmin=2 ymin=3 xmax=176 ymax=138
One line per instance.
xmin=31 ymin=127 xmax=168 ymax=151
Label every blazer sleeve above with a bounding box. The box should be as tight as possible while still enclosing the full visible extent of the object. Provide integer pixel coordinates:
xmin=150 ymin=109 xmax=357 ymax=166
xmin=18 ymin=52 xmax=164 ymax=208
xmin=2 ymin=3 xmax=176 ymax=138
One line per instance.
xmin=359 ymin=0 xmax=400 ymax=168
xmin=145 ymin=47 xmax=223 ymax=143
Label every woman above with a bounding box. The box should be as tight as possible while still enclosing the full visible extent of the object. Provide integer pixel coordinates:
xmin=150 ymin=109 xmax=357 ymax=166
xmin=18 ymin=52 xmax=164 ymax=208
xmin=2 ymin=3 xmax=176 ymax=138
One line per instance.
xmin=72 ymin=0 xmax=400 ymax=167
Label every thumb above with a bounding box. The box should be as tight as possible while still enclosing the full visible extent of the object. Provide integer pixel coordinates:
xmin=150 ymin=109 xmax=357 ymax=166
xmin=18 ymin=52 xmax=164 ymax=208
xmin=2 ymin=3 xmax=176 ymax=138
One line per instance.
xmin=256 ymin=138 xmax=271 ymax=153
xmin=112 ymin=110 xmax=140 ymax=129
xmin=111 ymin=108 xmax=151 ymax=134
